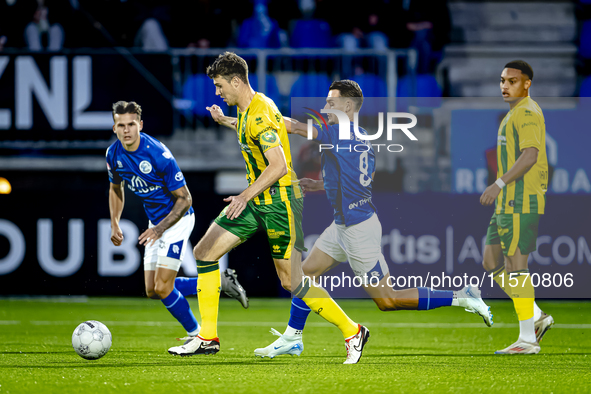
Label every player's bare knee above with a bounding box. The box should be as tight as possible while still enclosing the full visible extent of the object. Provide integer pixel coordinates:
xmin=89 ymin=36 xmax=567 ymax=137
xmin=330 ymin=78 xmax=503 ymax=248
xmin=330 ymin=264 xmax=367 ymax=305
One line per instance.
xmin=145 ymin=287 xmax=159 ymax=300
xmin=154 ymin=281 xmax=173 ymax=299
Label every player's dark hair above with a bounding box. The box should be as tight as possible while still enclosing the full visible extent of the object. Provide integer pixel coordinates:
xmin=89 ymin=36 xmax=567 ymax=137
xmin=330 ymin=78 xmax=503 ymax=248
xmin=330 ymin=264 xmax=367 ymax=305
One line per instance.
xmin=504 ymin=60 xmax=534 ymax=80
xmin=329 ymin=80 xmax=364 ymax=111
xmin=112 ymin=101 xmax=142 ymax=121
xmin=206 ymin=52 xmax=249 ymax=84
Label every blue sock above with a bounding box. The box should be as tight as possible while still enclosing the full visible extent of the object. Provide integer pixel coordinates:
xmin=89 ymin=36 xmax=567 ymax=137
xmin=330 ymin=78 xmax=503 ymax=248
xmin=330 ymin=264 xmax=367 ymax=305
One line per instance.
xmin=175 ymin=277 xmax=198 ymax=297
xmin=161 ymin=288 xmax=199 ymax=334
xmin=288 ymin=298 xmax=311 ymax=330
xmin=417 ymin=287 xmax=454 ymax=310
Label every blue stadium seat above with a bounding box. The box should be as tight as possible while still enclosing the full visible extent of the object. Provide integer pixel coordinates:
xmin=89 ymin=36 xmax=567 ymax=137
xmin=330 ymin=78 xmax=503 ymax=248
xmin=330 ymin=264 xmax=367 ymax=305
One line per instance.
xmin=350 ymin=74 xmax=388 ymax=97
xmin=580 ymin=20 xmax=591 ymax=59
xmin=238 ymin=16 xmax=281 ymax=48
xmin=290 ymin=74 xmax=332 ymax=97
xmin=579 ymin=75 xmax=591 ymax=96
xmin=397 ymin=74 xmax=442 ymax=97
xmin=291 ymin=19 xmax=333 ymax=48
xmin=182 ymin=74 xmax=224 ymax=116
xmin=249 ymin=74 xmax=281 ymax=106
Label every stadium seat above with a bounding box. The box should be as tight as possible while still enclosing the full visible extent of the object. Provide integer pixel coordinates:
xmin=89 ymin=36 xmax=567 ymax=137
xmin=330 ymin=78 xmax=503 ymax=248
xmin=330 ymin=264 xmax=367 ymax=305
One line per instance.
xmin=238 ymin=13 xmax=281 ymax=48
xmin=350 ymin=74 xmax=388 ymax=97
xmin=397 ymin=74 xmax=442 ymax=98
xmin=579 ymin=75 xmax=591 ymax=96
xmin=290 ymin=74 xmax=332 ymax=98
xmin=290 ymin=19 xmax=333 ymax=48
xmin=580 ymin=20 xmax=591 ymax=59
xmin=182 ymin=74 xmax=224 ymax=116
xmin=249 ymin=74 xmax=281 ymax=107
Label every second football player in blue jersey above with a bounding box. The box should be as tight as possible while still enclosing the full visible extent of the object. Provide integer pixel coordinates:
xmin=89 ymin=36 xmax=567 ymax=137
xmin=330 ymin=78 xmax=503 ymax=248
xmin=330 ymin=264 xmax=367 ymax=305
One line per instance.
xmin=255 ymin=81 xmax=494 ymax=359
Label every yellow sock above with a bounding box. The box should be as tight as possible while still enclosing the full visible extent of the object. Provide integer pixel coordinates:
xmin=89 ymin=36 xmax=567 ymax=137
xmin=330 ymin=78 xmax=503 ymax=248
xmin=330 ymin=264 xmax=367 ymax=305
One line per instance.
xmin=295 ymin=278 xmax=359 ymax=339
xmin=508 ymin=269 xmax=535 ymax=321
xmin=196 ymin=260 xmax=221 ymax=339
xmin=490 ymin=264 xmax=511 ymax=296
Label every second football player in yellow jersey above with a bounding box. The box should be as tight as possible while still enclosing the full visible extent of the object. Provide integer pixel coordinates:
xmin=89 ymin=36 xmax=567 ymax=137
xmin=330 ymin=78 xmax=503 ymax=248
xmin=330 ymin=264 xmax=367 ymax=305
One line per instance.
xmin=168 ymin=52 xmax=366 ymax=364
xmin=480 ymin=60 xmax=554 ymax=356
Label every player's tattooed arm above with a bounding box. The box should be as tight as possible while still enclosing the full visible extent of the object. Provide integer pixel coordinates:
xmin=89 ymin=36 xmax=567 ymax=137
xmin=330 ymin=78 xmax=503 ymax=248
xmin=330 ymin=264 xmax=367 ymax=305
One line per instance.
xmin=480 ymin=147 xmax=538 ymax=206
xmin=138 ymin=185 xmax=193 ymax=246
xmin=109 ymin=182 xmax=125 ymax=246
xmin=224 ymin=146 xmax=288 ymax=220
xmin=283 ymin=117 xmax=318 ymax=139
xmin=207 ymin=104 xmax=238 ymax=129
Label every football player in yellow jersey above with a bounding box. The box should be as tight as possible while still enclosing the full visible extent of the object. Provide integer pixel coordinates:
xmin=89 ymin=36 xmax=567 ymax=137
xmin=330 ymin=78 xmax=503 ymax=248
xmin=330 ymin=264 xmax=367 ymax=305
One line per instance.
xmin=480 ymin=60 xmax=554 ymax=354
xmin=168 ymin=52 xmax=369 ymax=364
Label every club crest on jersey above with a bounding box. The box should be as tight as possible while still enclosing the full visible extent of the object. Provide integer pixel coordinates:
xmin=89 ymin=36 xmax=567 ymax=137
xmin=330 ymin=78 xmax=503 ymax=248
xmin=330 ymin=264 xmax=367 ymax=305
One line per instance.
xmin=261 ymin=131 xmax=277 ymax=144
xmin=139 ymin=160 xmax=152 ymax=174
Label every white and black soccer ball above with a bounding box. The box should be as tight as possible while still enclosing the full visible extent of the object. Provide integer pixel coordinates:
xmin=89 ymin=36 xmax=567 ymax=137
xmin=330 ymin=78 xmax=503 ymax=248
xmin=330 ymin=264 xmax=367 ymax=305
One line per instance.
xmin=72 ymin=320 xmax=112 ymax=360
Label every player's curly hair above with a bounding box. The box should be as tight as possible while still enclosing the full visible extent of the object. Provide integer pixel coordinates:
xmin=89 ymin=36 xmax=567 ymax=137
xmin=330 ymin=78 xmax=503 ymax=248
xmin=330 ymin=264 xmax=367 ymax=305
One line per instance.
xmin=206 ymin=52 xmax=249 ymax=84
xmin=329 ymin=80 xmax=364 ymax=111
xmin=112 ymin=101 xmax=142 ymax=121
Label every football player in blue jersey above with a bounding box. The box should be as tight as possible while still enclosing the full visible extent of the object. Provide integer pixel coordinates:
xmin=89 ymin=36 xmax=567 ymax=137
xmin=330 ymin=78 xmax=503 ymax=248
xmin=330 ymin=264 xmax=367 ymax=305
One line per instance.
xmin=106 ymin=101 xmax=248 ymax=347
xmin=254 ymin=81 xmax=494 ymax=359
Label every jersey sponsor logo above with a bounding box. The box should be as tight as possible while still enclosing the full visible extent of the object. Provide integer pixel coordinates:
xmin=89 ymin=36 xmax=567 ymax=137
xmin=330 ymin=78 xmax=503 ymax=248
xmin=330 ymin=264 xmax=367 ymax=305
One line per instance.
xmin=159 ymin=240 xmax=166 ymax=249
xmin=521 ymin=122 xmax=536 ymax=128
xmin=272 ymin=244 xmax=281 ymax=253
xmin=175 ymin=172 xmax=183 ymax=182
xmin=349 ymin=197 xmax=372 ymax=210
xmin=255 ymin=116 xmax=263 ymax=125
xmin=267 ymin=229 xmax=285 ymax=239
xmin=524 ymin=110 xmax=532 ymax=116
xmin=162 ymin=151 xmax=172 ymax=159
xmin=498 ymin=227 xmax=509 ymax=236
xmin=139 ymin=160 xmax=152 ymax=174
xmin=127 ymin=175 xmax=161 ymax=194
xmin=173 ymin=245 xmax=179 ymax=254
xmin=117 ymin=161 xmax=123 ymax=168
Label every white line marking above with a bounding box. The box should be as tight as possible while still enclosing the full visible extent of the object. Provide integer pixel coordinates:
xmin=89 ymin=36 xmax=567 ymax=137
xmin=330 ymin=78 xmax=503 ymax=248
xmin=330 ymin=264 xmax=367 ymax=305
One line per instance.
xmin=11 ymin=321 xmax=590 ymax=329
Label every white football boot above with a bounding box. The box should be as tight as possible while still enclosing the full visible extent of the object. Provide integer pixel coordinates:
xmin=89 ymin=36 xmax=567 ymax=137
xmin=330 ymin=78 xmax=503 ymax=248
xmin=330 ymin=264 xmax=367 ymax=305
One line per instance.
xmin=457 ymin=286 xmax=493 ymax=327
xmin=535 ymin=311 xmax=555 ymax=343
xmin=254 ymin=328 xmax=304 ymax=358
xmin=343 ymin=325 xmax=370 ymax=364
xmin=495 ymin=339 xmax=540 ymax=354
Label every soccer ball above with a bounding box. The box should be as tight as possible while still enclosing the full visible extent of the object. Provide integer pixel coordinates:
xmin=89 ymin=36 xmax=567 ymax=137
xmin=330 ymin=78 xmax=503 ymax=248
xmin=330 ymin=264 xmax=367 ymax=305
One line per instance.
xmin=71 ymin=320 xmax=112 ymax=360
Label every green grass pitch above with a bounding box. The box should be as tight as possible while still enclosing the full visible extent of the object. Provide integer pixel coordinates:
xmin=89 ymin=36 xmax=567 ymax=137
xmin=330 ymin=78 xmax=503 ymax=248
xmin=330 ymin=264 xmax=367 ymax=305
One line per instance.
xmin=1 ymin=297 xmax=590 ymax=393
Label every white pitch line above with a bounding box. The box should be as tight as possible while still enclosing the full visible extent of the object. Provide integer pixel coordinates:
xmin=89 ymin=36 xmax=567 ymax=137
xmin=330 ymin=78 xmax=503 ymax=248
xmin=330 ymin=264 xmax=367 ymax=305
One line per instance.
xmin=0 ymin=321 xmax=20 ymax=325
xmin=12 ymin=321 xmax=591 ymax=329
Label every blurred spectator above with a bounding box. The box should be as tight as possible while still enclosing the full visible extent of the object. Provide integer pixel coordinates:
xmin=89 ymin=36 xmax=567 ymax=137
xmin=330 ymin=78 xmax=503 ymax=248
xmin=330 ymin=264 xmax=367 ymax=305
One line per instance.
xmin=24 ymin=0 xmax=66 ymax=51
xmin=389 ymin=0 xmax=451 ymax=73
xmin=314 ymin=0 xmax=389 ymax=51
xmin=238 ymin=0 xmax=281 ymax=48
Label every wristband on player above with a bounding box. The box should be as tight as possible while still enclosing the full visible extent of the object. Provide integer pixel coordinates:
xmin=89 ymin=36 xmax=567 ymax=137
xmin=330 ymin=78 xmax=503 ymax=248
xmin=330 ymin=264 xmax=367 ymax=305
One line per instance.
xmin=495 ymin=178 xmax=506 ymax=189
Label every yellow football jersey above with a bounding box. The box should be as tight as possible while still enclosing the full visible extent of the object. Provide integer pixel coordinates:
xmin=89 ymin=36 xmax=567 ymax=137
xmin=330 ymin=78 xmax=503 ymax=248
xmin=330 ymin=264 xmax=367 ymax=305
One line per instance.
xmin=236 ymin=93 xmax=303 ymax=205
xmin=496 ymin=97 xmax=548 ymax=214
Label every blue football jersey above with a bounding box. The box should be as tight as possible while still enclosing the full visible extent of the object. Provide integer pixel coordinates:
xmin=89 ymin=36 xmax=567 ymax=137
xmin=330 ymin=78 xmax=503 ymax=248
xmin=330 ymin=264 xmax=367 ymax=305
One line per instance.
xmin=314 ymin=122 xmax=376 ymax=226
xmin=106 ymin=133 xmax=194 ymax=225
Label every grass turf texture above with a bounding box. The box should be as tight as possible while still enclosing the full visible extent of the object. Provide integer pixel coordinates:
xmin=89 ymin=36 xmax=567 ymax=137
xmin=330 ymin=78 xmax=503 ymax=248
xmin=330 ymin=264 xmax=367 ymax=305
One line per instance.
xmin=0 ymin=298 xmax=590 ymax=393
